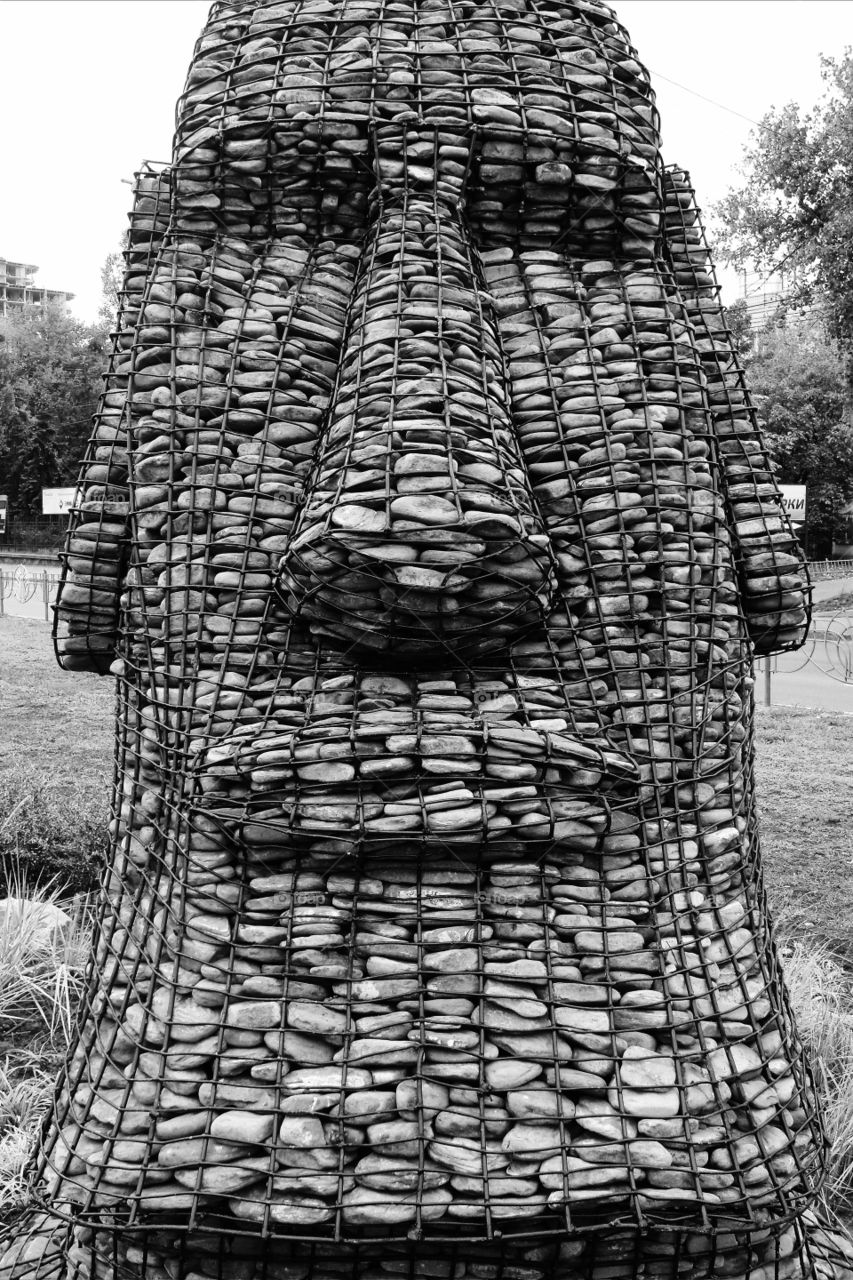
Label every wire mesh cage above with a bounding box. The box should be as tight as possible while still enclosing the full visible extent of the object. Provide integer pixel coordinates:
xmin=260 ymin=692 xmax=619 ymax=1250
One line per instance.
xmin=4 ymin=0 xmax=844 ymax=1277
xmin=4 ymin=1208 xmax=853 ymax=1280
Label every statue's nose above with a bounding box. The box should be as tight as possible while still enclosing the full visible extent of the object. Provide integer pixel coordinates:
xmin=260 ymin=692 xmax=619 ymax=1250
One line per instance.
xmin=370 ymin=122 xmax=472 ymax=209
xmin=278 ymin=135 xmax=555 ymax=662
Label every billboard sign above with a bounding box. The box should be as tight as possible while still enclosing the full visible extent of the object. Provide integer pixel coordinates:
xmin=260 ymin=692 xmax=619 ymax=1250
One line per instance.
xmin=41 ymin=487 xmax=79 ymax=515
xmin=779 ymin=484 xmax=806 ymax=526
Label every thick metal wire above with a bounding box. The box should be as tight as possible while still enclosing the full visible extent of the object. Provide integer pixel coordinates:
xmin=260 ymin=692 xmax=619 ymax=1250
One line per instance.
xmin=3 ymin=0 xmax=844 ymax=1277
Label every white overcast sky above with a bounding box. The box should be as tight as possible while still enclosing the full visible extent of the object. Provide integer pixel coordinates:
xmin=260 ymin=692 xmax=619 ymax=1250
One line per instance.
xmin=1 ymin=0 xmax=849 ymax=321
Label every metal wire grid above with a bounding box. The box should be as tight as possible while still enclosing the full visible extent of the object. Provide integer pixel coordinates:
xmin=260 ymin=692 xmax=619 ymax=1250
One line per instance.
xmin=26 ymin=0 xmax=836 ymax=1275
xmin=5 ymin=1207 xmax=853 ymax=1280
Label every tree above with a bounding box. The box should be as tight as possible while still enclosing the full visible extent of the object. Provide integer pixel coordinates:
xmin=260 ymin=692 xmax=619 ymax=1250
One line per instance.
xmin=713 ymin=51 xmax=853 ymax=408
xmin=98 ymin=241 xmax=127 ymax=335
xmin=0 ymin=303 xmax=106 ymax=520
xmin=746 ymin=318 xmax=853 ymax=557
xmin=724 ymin=297 xmax=755 ymax=363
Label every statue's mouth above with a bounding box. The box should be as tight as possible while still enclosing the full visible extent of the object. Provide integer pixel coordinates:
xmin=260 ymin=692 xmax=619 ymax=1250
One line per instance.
xmin=195 ymin=716 xmax=639 ymax=860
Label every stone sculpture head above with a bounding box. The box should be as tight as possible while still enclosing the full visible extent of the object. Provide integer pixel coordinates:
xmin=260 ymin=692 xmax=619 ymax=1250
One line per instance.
xmin=19 ymin=2 xmax=846 ymax=1278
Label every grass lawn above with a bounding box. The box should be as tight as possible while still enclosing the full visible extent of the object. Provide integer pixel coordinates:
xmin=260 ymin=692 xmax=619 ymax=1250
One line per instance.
xmin=0 ymin=617 xmax=113 ymax=795
xmin=756 ymin=705 xmax=853 ymax=952
xmin=0 ymin=618 xmax=113 ymax=894
xmin=816 ymin=590 xmax=853 ymax=614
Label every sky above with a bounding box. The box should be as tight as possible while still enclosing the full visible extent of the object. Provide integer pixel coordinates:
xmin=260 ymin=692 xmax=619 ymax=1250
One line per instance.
xmin=1 ymin=0 xmax=850 ymax=322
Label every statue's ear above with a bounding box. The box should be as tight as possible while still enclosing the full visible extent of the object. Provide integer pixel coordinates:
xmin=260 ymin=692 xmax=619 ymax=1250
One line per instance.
xmin=662 ymin=164 xmax=811 ymax=654
xmin=53 ymin=498 xmax=128 ymax=675
xmin=54 ymin=169 xmax=173 ymax=675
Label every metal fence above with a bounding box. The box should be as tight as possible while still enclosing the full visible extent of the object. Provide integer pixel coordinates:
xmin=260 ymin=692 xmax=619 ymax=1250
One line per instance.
xmin=764 ymin=610 xmax=853 ymax=685
xmin=809 ymin=559 xmax=853 ymax=581
xmin=0 ymin=562 xmax=61 ymax=622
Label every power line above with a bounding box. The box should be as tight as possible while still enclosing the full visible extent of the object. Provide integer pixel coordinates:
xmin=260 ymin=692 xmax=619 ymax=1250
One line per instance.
xmin=647 ymin=68 xmax=763 ymax=127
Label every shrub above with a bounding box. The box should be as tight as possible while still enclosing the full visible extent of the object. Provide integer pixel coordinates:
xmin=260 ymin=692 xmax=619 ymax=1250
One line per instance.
xmin=0 ymin=767 xmax=108 ymax=894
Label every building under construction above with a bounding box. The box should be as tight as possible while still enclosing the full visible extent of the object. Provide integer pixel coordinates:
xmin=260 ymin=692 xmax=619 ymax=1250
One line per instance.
xmin=0 ymin=256 xmax=73 ymax=316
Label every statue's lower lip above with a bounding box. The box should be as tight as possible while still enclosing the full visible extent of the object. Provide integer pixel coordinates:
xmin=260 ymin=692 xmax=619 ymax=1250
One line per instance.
xmin=193 ymin=720 xmax=638 ymax=856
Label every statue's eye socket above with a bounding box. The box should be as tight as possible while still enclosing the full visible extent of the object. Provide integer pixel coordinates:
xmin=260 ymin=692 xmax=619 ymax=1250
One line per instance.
xmin=175 ymin=107 xmax=377 ymax=236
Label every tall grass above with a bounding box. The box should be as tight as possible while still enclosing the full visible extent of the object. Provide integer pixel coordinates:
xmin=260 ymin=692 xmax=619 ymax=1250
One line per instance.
xmin=0 ymin=872 xmax=90 ymax=1044
xmin=783 ymin=937 xmax=853 ymax=1223
xmin=0 ymin=875 xmax=91 ymax=1216
xmin=0 ymin=1060 xmax=57 ymax=1216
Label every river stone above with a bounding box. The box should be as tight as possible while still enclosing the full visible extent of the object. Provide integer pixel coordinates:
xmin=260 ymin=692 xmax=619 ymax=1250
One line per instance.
xmin=502 ymin=1123 xmax=565 ymax=1156
xmin=485 ymin=1060 xmax=543 ymax=1090
xmin=230 ymin=1187 xmax=334 ymax=1225
xmin=331 ymin=505 xmax=387 ymax=533
xmin=574 ymin=1098 xmax=638 ymax=1140
xmin=284 ymin=1067 xmax=373 ymax=1092
xmin=619 ymin=1047 xmax=677 ymax=1090
xmin=208 ymin=1112 xmax=274 ymax=1145
xmin=504 ymin=1088 xmax=574 ymax=1121
xmin=173 ymin=1158 xmax=270 ymax=1194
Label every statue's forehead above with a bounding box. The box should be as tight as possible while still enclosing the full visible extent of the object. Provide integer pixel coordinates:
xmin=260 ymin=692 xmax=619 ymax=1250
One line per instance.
xmin=179 ymin=0 xmax=659 ymax=168
xmin=204 ymin=0 xmax=623 ymax=33
xmin=192 ymin=0 xmax=646 ymax=73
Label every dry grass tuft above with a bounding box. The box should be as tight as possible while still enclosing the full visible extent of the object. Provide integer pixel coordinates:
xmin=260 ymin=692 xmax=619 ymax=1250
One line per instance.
xmin=0 ymin=873 xmax=91 ymax=1044
xmin=782 ymin=937 xmax=853 ymax=1224
xmin=0 ymin=1058 xmax=56 ymax=1215
xmin=0 ymin=875 xmax=91 ymax=1215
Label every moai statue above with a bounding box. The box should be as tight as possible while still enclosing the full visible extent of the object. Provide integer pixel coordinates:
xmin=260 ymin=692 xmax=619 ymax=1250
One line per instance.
xmin=3 ymin=1 xmax=853 ymax=1278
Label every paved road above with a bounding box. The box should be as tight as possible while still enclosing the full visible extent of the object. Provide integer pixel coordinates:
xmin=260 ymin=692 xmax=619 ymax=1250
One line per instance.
xmin=760 ymin=588 xmax=853 ymax=711
xmin=762 ymin=658 xmax=853 ymax=714
xmin=811 ymin=575 xmax=853 ymax=606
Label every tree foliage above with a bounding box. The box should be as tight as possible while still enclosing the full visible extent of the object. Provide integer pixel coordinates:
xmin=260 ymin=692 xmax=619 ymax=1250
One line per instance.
xmin=724 ymin=297 xmax=755 ymax=363
xmin=714 ymin=51 xmax=853 ymax=401
xmin=746 ymin=319 xmax=853 ymax=556
xmin=98 ymin=240 xmax=128 ymax=334
xmin=0 ymin=303 xmax=107 ymax=520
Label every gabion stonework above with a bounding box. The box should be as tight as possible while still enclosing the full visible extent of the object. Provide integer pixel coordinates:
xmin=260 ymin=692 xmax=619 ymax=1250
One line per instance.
xmin=3 ymin=1 xmax=852 ymax=1278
